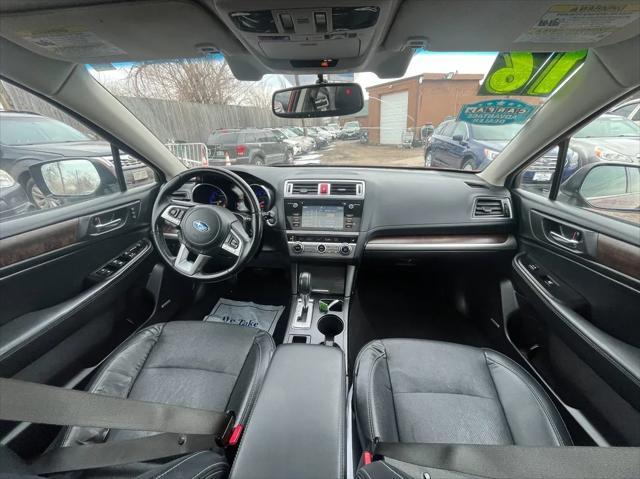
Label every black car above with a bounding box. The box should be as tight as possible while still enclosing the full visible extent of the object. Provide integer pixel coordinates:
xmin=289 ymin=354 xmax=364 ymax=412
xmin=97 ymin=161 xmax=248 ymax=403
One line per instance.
xmin=0 ymin=111 xmax=154 ymax=209
xmin=207 ymin=128 xmax=292 ymax=165
xmin=0 ymin=169 xmax=32 ymax=219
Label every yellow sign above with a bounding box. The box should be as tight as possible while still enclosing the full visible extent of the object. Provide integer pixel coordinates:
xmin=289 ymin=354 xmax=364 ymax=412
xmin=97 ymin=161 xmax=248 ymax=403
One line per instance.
xmin=479 ymin=51 xmax=587 ymax=97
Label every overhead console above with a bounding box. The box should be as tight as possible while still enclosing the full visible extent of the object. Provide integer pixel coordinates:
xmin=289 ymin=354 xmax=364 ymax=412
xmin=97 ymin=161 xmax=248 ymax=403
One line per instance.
xmin=213 ymin=0 xmax=407 ymax=77
xmin=284 ymin=179 xmax=364 ymax=260
xmin=228 ymin=6 xmax=378 ymax=62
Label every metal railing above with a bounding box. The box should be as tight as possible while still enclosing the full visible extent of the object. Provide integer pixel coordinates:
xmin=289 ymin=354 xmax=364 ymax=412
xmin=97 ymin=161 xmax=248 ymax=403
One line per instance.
xmin=165 ymin=142 xmax=209 ymax=168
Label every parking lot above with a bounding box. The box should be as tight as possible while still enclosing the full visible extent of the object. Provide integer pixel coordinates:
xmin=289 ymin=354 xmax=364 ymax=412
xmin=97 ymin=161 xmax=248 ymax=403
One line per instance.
xmin=293 ymin=140 xmax=425 ymax=167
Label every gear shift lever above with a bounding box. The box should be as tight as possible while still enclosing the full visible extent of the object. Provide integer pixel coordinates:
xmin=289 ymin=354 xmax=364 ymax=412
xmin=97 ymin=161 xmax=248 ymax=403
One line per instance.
xmin=294 ymin=272 xmax=313 ymax=328
xmin=299 ymin=272 xmax=311 ymax=311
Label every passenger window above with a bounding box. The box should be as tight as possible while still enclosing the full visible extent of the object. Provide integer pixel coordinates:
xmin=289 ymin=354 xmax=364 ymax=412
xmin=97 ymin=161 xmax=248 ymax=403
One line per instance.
xmin=0 ymin=81 xmax=156 ymax=222
xmin=517 ymin=97 xmax=640 ymax=226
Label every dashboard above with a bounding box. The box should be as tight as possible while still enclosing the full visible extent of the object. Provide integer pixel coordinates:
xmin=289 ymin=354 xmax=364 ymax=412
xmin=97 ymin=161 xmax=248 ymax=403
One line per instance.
xmin=175 ymin=166 xmax=516 ymax=263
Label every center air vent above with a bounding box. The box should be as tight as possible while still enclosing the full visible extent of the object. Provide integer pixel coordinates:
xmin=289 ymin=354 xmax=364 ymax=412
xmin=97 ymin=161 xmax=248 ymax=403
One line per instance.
xmin=290 ymin=181 xmax=319 ymax=195
xmin=285 ymin=180 xmax=365 ymax=198
xmin=473 ymin=197 xmax=512 ymax=218
xmin=330 ymin=182 xmax=358 ymax=195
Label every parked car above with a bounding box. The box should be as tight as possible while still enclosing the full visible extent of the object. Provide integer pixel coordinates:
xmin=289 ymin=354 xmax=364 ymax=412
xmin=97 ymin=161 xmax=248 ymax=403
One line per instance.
xmin=0 ymin=169 xmax=33 ymax=218
xmin=308 ymin=126 xmax=334 ymax=142
xmin=608 ymin=98 xmax=640 ymax=125
xmin=270 ymin=128 xmax=303 ymax=156
xmin=284 ymin=127 xmax=317 ymax=151
xmin=339 ymin=121 xmax=361 ymax=139
xmin=425 ymin=119 xmax=580 ymax=184
xmin=0 ymin=111 xmax=154 ymax=209
xmin=318 ymin=125 xmax=337 ymax=140
xmin=304 ymin=127 xmax=330 ymax=149
xmin=207 ymin=128 xmax=292 ymax=165
xmin=569 ymin=114 xmax=640 ymax=166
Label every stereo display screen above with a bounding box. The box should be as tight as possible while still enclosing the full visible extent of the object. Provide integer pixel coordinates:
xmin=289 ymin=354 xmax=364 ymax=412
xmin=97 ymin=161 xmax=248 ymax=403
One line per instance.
xmin=301 ymin=205 xmax=344 ymax=229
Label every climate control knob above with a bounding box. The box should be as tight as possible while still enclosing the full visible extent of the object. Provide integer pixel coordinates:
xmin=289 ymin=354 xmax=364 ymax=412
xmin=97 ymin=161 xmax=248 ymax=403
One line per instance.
xmin=292 ymin=243 xmax=304 ymax=254
xmin=317 ymin=244 xmax=326 ymax=253
xmin=340 ymin=244 xmax=351 ymax=256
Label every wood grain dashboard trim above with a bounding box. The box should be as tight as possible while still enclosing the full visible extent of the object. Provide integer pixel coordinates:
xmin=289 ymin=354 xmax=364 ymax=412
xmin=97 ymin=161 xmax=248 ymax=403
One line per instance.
xmin=597 ymin=234 xmax=640 ymax=281
xmin=0 ymin=219 xmax=79 ymax=268
xmin=365 ymin=234 xmax=516 ymax=251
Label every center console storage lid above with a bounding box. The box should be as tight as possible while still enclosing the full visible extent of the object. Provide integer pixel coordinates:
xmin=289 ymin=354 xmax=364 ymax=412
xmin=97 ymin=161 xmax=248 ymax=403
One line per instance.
xmin=230 ymin=344 xmax=345 ymax=479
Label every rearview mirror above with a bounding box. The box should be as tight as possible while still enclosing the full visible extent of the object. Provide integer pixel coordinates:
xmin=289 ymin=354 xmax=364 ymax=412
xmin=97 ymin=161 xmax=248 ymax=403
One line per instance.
xmin=272 ymin=83 xmax=364 ymax=119
xmin=29 ymin=158 xmax=102 ymax=197
xmin=561 ymin=163 xmax=640 ymax=211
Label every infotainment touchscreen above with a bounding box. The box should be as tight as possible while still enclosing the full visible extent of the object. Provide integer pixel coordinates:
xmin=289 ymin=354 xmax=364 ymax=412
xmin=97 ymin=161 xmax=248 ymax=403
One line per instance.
xmin=301 ymin=205 xmax=344 ymax=229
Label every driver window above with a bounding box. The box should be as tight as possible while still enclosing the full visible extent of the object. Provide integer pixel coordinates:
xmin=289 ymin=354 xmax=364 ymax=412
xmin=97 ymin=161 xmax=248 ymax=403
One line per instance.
xmin=0 ymin=81 xmax=156 ymax=223
xmin=452 ymin=122 xmax=467 ymax=139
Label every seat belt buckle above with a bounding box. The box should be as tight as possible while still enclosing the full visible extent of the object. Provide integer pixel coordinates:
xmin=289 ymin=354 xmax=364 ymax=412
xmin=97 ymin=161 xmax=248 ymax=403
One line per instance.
xmin=361 ymin=437 xmax=379 ymax=466
xmin=228 ymin=424 xmax=244 ymax=446
xmin=215 ymin=411 xmax=236 ymax=447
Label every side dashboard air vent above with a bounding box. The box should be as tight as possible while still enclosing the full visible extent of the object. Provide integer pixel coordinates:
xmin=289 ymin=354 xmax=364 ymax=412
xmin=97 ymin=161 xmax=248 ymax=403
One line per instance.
xmin=171 ymin=190 xmax=189 ymax=200
xmin=473 ymin=197 xmax=512 ymax=218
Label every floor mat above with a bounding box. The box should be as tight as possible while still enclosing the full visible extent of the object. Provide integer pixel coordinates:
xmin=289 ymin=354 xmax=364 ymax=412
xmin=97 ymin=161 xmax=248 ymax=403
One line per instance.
xmin=204 ymin=298 xmax=285 ymax=333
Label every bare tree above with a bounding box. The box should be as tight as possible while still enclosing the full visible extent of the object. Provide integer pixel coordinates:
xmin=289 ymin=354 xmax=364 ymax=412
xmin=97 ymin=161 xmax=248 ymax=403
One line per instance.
xmin=122 ymin=58 xmax=269 ymax=106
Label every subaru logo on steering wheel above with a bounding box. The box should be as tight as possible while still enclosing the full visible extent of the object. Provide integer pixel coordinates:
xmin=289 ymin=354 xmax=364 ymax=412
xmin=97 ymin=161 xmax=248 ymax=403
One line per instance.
xmin=193 ymin=220 xmax=209 ymax=232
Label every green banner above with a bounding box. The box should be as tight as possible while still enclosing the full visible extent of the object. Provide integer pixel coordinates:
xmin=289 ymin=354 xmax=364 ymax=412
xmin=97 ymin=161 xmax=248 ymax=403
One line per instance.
xmin=479 ymin=51 xmax=587 ymax=97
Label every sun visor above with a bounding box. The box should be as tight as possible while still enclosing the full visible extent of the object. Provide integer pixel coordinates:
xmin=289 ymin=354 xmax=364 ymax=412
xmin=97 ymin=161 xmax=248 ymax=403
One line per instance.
xmin=385 ymin=0 xmax=640 ymax=52
xmin=0 ymin=0 xmax=246 ymax=64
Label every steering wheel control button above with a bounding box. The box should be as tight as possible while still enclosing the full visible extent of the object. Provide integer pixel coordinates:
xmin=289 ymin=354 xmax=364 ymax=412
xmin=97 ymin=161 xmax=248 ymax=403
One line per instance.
xmin=222 ymin=231 xmax=243 ymax=256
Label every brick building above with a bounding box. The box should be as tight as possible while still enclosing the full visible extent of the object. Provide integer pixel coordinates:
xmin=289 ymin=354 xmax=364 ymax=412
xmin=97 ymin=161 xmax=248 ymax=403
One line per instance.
xmin=365 ymin=73 xmax=544 ymax=145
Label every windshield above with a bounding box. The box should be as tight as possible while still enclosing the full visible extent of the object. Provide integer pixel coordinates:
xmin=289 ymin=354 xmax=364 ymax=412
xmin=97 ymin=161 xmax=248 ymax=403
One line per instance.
xmin=0 ymin=116 xmax=90 ymax=146
xmin=573 ymin=116 xmax=640 ymax=138
xmin=470 ymin=123 xmax=523 ymax=141
xmin=89 ymin=51 xmax=556 ymax=171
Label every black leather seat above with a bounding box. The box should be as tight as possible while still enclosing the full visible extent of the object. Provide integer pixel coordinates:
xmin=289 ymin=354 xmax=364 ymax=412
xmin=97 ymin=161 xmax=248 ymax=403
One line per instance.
xmin=354 ymin=339 xmax=572 ymax=447
xmin=59 ymin=320 xmax=275 ymax=477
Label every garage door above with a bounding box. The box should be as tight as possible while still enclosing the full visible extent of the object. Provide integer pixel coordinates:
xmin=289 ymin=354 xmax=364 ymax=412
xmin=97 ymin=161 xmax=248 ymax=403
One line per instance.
xmin=380 ymin=90 xmax=408 ymax=145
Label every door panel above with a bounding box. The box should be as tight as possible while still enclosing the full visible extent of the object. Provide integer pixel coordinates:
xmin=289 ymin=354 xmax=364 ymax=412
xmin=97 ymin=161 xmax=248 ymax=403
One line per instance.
xmin=0 ymin=184 xmax=160 ymax=385
xmin=509 ymin=188 xmax=640 ymax=445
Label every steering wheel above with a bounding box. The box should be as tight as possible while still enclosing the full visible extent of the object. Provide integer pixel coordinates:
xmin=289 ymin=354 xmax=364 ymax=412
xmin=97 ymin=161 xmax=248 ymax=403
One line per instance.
xmin=151 ymin=167 xmax=263 ymax=281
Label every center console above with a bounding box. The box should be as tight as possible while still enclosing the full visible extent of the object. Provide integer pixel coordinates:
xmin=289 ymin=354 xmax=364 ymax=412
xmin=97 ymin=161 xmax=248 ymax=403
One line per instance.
xmin=284 ymin=179 xmax=364 ymax=259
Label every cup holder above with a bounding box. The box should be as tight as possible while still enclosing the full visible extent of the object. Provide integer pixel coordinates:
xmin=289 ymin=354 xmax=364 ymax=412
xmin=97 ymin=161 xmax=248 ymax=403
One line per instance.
xmin=317 ymin=314 xmax=344 ymax=345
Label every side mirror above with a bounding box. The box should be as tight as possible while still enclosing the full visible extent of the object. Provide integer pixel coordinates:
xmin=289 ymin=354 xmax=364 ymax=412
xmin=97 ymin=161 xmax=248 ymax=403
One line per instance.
xmin=272 ymin=83 xmax=364 ymax=119
xmin=561 ymin=163 xmax=639 ymax=211
xmin=28 ymin=158 xmax=105 ymax=199
xmin=452 ymin=134 xmax=465 ymax=142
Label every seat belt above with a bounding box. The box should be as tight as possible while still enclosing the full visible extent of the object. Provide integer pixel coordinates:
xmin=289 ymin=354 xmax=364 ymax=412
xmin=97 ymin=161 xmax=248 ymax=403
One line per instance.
xmin=0 ymin=378 xmax=235 ymax=474
xmin=371 ymin=442 xmax=640 ymax=479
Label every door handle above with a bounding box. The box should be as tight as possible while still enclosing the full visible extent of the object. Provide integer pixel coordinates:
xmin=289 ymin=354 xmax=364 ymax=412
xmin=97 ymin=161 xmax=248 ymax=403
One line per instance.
xmin=94 ymin=218 xmax=122 ymax=231
xmin=549 ymin=230 xmax=582 ymax=249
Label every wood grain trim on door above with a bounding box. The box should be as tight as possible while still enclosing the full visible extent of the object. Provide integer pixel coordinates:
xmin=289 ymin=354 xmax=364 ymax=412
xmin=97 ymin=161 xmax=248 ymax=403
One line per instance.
xmin=0 ymin=219 xmax=79 ymax=268
xmin=597 ymin=234 xmax=640 ymax=280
